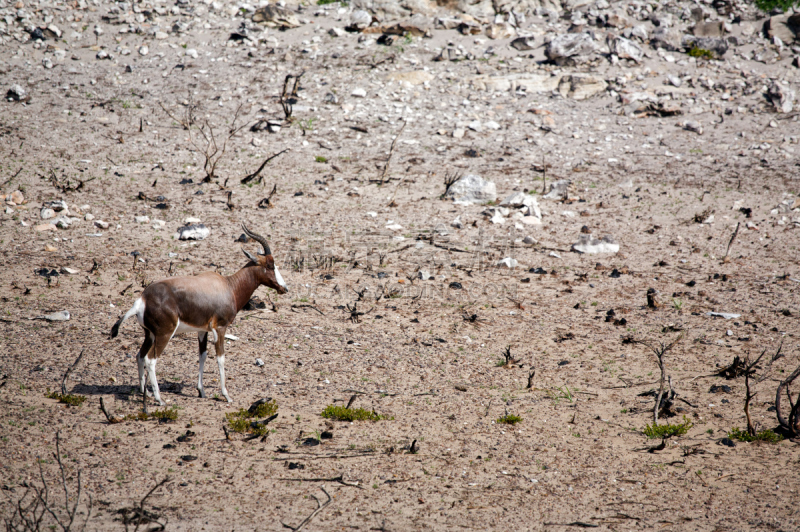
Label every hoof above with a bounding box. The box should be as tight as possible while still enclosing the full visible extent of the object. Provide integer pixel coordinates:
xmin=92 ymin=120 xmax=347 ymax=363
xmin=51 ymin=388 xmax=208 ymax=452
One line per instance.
xmin=198 ymin=389 xmax=206 ymax=398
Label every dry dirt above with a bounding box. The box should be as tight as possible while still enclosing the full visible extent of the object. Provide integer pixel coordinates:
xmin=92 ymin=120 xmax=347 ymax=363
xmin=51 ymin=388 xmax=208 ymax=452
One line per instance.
xmin=2 ymin=3 xmax=800 ymax=531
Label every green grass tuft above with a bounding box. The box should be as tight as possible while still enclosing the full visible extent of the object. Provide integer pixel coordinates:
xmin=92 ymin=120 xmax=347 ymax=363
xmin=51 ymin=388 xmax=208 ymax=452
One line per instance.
xmin=496 ymin=414 xmax=522 ymax=425
xmin=320 ymin=405 xmax=389 ymax=422
xmin=314 ymin=155 xmax=328 ymax=163
xmin=688 ymin=47 xmax=713 ymax=60
xmin=225 ymin=400 xmax=278 ymax=437
xmin=46 ymin=391 xmax=87 ymax=407
xmin=727 ymin=427 xmax=783 ymax=443
xmin=643 ymin=416 xmax=693 ymax=439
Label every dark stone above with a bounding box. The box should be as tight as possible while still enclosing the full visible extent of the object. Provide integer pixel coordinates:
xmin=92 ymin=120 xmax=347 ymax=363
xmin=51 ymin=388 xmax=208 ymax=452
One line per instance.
xmin=710 ymin=384 xmax=732 ymax=393
xmin=449 ymin=282 xmax=463 ymax=289
xmin=720 ymin=438 xmax=736 ymax=447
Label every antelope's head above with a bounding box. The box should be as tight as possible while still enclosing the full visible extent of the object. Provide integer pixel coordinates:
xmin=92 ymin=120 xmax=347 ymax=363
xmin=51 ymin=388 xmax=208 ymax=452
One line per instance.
xmin=241 ymin=223 xmax=288 ymax=295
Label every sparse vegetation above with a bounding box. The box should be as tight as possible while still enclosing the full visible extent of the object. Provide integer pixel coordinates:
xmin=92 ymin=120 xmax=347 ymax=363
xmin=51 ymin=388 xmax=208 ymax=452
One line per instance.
xmin=45 ymin=390 xmax=87 ymax=407
xmin=496 ymin=414 xmax=522 ymax=425
xmin=643 ymin=416 xmax=693 ymax=439
xmin=320 ymin=405 xmax=388 ymax=422
xmin=727 ymin=427 xmax=783 ymax=443
xmin=688 ymin=47 xmax=713 ymax=60
xmin=225 ymin=400 xmax=278 ymax=437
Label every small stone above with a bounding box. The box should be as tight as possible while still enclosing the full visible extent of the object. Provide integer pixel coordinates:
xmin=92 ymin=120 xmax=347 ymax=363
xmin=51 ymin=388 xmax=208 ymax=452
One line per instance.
xmin=684 ymin=121 xmax=704 ymax=135
xmin=139 ymin=46 xmax=149 ymax=56
xmin=40 ymin=208 xmax=55 ymax=220
xmin=185 ymin=48 xmax=198 ymax=59
xmin=329 ymin=27 xmax=345 ymax=37
xmin=84 ymin=213 xmax=94 ymax=221
xmin=134 ymin=215 xmax=150 ymax=223
xmin=6 ymin=85 xmax=27 ymax=102
xmin=510 ymin=36 xmax=535 ymax=51
xmin=42 ymin=57 xmax=54 ymax=69
xmin=177 ymin=224 xmax=210 ymax=240
xmin=667 ymin=74 xmax=682 ymax=87
xmin=36 ymin=310 xmax=70 ymax=321
xmin=10 ymin=190 xmax=24 ymax=204
xmin=60 ymin=267 xmax=79 ymax=275
xmin=255 ymin=358 xmax=265 ymax=367
xmin=419 ymin=270 xmax=432 ymax=281
xmin=452 ymin=128 xmax=465 ymax=139
xmin=351 ymin=87 xmax=367 ymax=98
xmin=35 ymin=223 xmax=57 ymax=232
xmin=497 ymin=257 xmax=518 ymax=268
xmin=572 ymin=235 xmax=620 ymax=254
xmin=94 ymin=220 xmax=109 ymax=229
xmin=445 ymin=175 xmax=497 ymax=205
xmin=523 ymin=236 xmax=537 ymax=244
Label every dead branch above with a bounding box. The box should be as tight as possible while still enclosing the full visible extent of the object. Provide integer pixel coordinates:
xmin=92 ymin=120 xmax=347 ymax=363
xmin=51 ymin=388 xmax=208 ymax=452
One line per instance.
xmin=60 ymin=350 xmax=84 ymax=396
xmin=1 ymin=167 xmax=23 ymax=187
xmin=257 ymin=184 xmax=279 ymax=209
xmin=632 ymin=333 xmax=684 ymax=425
xmin=743 ymin=342 xmax=783 ymax=436
xmin=277 ymin=475 xmax=363 ymax=489
xmin=722 ymin=222 xmax=740 ymax=262
xmin=441 ymin=171 xmax=462 ymax=199
xmin=5 ymin=431 xmax=93 ymax=532
xmin=281 ymin=486 xmax=332 ymax=532
xmin=379 ymin=120 xmax=406 ymax=185
xmin=775 ymin=362 xmax=800 ymax=439
xmin=99 ymin=397 xmax=123 ymax=424
xmin=120 ymin=477 xmax=170 ymax=532
xmin=242 ymin=149 xmax=290 ymax=185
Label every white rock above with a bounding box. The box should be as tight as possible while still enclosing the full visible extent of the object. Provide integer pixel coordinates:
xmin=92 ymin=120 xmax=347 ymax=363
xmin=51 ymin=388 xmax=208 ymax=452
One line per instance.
xmin=451 ymin=216 xmax=464 ymax=229
xmin=520 ymin=216 xmax=542 ymax=225
xmin=561 ymin=210 xmax=577 ymax=218
xmin=84 ymin=213 xmax=95 ymax=221
xmin=139 ymin=45 xmax=149 ymax=56
xmin=499 ymin=191 xmax=541 ymax=218
xmin=134 ymin=215 xmax=150 ymax=223
xmin=366 ymin=211 xmax=377 ymax=218
xmin=468 ymin=120 xmax=482 ymax=132
xmin=523 ymin=235 xmax=537 ymax=244
xmin=35 ymin=310 xmax=70 ymax=321
xmin=445 ymin=174 xmax=497 ymax=205
xmin=184 ymin=216 xmax=202 ymax=224
xmin=497 ymin=257 xmax=518 ymax=268
xmin=453 ymin=128 xmax=465 ymax=139
xmin=40 ymin=208 xmax=55 ymax=220
xmin=351 ymin=87 xmax=367 ymax=98
xmin=490 ymin=211 xmax=505 ymax=224
xmin=485 ymin=120 xmax=501 ymax=130
xmin=94 ymin=220 xmax=109 ymax=229
xmin=572 ymin=234 xmax=619 ymax=254
xmin=177 ymin=224 xmax=210 ymax=240
xmin=255 ymin=358 xmax=265 ymax=367
xmin=185 ymin=48 xmax=199 ymax=59
xmin=543 ymin=179 xmax=571 ymax=200
xmin=60 ymin=267 xmax=79 ymax=275
xmin=386 ymin=223 xmax=403 ymax=231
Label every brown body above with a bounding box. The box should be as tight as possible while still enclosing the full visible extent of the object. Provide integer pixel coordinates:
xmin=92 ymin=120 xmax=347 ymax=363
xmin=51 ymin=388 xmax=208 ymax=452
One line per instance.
xmin=111 ymin=224 xmax=287 ymax=405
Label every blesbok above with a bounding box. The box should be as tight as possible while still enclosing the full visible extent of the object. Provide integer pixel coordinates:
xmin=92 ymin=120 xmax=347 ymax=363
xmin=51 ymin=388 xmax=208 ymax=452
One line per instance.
xmin=110 ymin=223 xmax=288 ymax=405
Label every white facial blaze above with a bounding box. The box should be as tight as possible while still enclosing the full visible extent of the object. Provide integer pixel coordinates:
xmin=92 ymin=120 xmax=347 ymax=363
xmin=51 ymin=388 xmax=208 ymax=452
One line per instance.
xmin=275 ymin=266 xmax=287 ymax=291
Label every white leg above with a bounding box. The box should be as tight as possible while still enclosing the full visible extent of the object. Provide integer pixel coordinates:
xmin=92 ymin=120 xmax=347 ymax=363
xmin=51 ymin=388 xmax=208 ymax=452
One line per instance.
xmin=138 ymin=355 xmax=146 ymax=394
xmin=217 ymin=356 xmax=231 ymax=403
xmin=197 ymin=333 xmax=208 ymax=398
xmin=145 ymin=356 xmax=165 ymax=406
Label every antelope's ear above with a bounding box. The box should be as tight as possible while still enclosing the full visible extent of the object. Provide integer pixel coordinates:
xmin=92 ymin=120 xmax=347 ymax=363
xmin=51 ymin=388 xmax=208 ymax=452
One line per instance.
xmin=242 ymin=248 xmax=259 ymax=263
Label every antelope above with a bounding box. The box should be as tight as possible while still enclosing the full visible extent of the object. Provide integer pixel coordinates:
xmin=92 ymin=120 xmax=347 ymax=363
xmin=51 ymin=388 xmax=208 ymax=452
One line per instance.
xmin=110 ymin=223 xmax=288 ymax=405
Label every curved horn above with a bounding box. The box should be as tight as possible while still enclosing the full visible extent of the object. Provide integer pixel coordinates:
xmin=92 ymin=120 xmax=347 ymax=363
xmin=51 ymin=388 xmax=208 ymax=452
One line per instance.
xmin=241 ymin=223 xmax=272 ymax=256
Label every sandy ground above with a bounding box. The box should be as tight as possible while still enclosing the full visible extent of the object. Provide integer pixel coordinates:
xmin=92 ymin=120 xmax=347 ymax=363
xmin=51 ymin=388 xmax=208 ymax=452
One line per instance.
xmin=2 ymin=1 xmax=800 ymax=530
